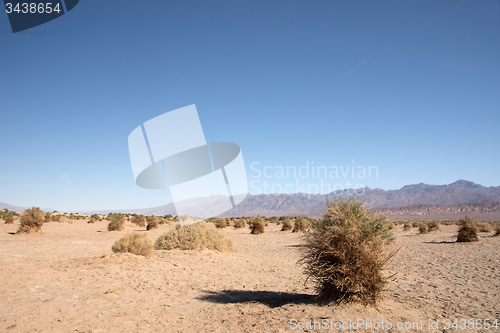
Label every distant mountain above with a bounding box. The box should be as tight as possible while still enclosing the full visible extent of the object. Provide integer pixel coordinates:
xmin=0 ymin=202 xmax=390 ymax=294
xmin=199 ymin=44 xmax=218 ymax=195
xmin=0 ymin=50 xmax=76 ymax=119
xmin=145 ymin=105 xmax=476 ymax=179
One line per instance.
xmin=0 ymin=202 xmax=26 ymax=212
xmin=336 ymin=180 xmax=500 ymax=209
xmin=4 ymin=180 xmax=500 ymax=218
xmin=374 ymin=202 xmax=500 ymax=215
xmin=219 ymin=180 xmax=500 ymax=217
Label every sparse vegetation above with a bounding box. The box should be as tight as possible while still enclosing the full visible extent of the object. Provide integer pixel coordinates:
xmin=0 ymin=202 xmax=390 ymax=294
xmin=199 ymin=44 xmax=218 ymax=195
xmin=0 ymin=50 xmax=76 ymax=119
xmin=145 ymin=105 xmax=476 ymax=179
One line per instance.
xmin=403 ymin=223 xmax=412 ymax=231
xmin=112 ymin=232 xmax=155 ymax=257
xmin=88 ymin=218 xmax=96 ymax=224
xmin=44 ymin=212 xmax=52 ymax=223
xmin=494 ymin=224 xmax=500 ymax=236
xmin=131 ymin=215 xmax=146 ymax=227
xmin=249 ymin=217 xmax=265 ymax=234
xmin=456 ymin=216 xmax=478 ymax=242
xmin=16 ymin=207 xmax=45 ymax=234
xmin=478 ymin=222 xmax=493 ymax=233
xmin=387 ymin=221 xmax=396 ymax=230
xmin=146 ymin=215 xmax=159 ymax=230
xmin=428 ymin=220 xmax=440 ymax=232
xmin=155 ymin=223 xmax=237 ymax=253
xmin=299 ymin=198 xmax=395 ymax=305
xmin=4 ymin=215 xmax=14 ymax=224
xmin=418 ymin=223 xmax=428 ymax=234
xmin=108 ymin=215 xmax=125 ymax=231
xmin=215 ymin=218 xmax=227 ymax=229
xmin=292 ymin=217 xmax=309 ymax=233
xmin=281 ymin=219 xmax=293 ymax=231
xmin=233 ymin=219 xmax=245 ymax=228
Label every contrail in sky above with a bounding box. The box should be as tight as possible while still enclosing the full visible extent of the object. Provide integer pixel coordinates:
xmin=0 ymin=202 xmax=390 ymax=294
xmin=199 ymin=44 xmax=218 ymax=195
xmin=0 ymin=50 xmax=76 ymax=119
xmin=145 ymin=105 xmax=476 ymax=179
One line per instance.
xmin=340 ymin=50 xmax=380 ymax=81
xmin=415 ymin=0 xmax=469 ymax=31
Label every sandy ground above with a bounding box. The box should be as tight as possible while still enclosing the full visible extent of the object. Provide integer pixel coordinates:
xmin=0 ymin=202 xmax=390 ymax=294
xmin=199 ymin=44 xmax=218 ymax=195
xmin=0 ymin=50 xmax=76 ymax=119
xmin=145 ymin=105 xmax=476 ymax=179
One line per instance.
xmin=0 ymin=220 xmax=499 ymax=332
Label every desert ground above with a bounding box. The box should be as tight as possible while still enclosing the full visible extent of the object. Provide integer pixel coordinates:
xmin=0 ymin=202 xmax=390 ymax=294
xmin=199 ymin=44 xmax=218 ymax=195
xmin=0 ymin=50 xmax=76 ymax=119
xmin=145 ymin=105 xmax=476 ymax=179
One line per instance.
xmin=0 ymin=219 xmax=499 ymax=332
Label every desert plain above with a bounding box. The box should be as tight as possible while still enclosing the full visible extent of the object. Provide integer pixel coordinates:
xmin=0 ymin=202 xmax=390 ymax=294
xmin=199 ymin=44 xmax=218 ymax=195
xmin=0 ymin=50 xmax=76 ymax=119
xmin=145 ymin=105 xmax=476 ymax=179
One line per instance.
xmin=0 ymin=219 xmax=499 ymax=332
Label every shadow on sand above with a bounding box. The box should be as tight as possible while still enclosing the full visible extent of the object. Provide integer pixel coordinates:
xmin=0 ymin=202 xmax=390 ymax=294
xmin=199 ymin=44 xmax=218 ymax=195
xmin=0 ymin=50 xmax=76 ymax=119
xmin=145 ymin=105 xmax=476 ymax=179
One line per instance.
xmin=422 ymin=241 xmax=456 ymax=244
xmin=197 ymin=290 xmax=315 ymax=308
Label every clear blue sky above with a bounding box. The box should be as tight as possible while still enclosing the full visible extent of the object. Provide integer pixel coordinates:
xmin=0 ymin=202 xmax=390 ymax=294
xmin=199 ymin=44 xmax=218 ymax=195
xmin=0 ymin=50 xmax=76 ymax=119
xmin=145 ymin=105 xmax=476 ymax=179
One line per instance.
xmin=1 ymin=0 xmax=499 ymax=211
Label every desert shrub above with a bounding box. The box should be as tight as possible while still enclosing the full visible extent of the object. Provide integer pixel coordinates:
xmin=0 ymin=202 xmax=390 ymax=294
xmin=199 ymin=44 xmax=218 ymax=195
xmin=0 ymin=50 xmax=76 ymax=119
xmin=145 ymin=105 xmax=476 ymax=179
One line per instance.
xmin=16 ymin=207 xmax=45 ymax=234
xmin=88 ymin=218 xmax=96 ymax=224
xmin=494 ymin=224 xmax=500 ymax=236
xmin=233 ymin=220 xmax=245 ymax=228
xmin=428 ymin=220 xmax=441 ymax=232
xmin=281 ymin=219 xmax=293 ymax=231
xmin=387 ymin=221 xmax=396 ymax=230
xmin=131 ymin=215 xmax=146 ymax=227
xmin=412 ymin=221 xmax=419 ymax=228
xmin=403 ymin=223 xmax=412 ymax=231
xmin=477 ymin=222 xmax=493 ymax=233
xmin=108 ymin=215 xmax=125 ymax=231
xmin=112 ymin=232 xmax=155 ymax=257
xmin=456 ymin=216 xmax=478 ymax=242
xmin=418 ymin=223 xmax=428 ymax=234
xmin=317 ymin=198 xmax=394 ymax=243
xmin=299 ymin=198 xmax=395 ymax=305
xmin=4 ymin=215 xmax=14 ymax=224
xmin=90 ymin=214 xmax=101 ymax=221
xmin=44 ymin=212 xmax=52 ymax=223
xmin=215 ymin=218 xmax=227 ymax=228
xmin=293 ymin=217 xmax=309 ymax=233
xmin=51 ymin=215 xmax=60 ymax=222
xmin=155 ymin=223 xmax=237 ymax=253
xmin=146 ymin=215 xmax=159 ymax=230
xmin=249 ymin=217 xmax=265 ymax=234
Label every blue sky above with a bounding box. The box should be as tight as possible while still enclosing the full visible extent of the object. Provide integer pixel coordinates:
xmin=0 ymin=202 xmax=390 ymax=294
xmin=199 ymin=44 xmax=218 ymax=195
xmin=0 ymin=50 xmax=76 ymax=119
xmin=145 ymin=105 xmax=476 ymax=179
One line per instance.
xmin=0 ymin=0 xmax=499 ymax=211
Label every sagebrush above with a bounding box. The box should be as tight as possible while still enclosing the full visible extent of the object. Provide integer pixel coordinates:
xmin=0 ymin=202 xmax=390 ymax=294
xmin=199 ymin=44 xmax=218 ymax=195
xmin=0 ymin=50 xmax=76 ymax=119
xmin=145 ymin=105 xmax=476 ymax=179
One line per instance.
xmin=249 ymin=217 xmax=265 ymax=234
xmin=146 ymin=215 xmax=159 ymax=230
xmin=299 ymin=198 xmax=395 ymax=305
xmin=456 ymin=216 xmax=478 ymax=242
xmin=155 ymin=223 xmax=237 ymax=253
xmin=112 ymin=232 xmax=155 ymax=256
xmin=16 ymin=207 xmax=45 ymax=234
xmin=292 ymin=217 xmax=309 ymax=233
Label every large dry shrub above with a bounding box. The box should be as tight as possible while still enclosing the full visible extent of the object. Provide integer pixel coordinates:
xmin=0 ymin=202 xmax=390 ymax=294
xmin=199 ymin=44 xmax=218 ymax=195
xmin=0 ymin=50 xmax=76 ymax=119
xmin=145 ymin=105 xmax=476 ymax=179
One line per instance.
xmin=249 ymin=217 xmax=265 ymax=234
xmin=428 ymin=220 xmax=440 ymax=232
xmin=387 ymin=221 xmax=396 ymax=230
xmin=131 ymin=215 xmax=146 ymax=227
xmin=44 ymin=212 xmax=52 ymax=223
xmin=146 ymin=215 xmax=159 ymax=230
xmin=281 ymin=219 xmax=293 ymax=231
xmin=494 ymin=224 xmax=500 ymax=236
xmin=4 ymin=215 xmax=14 ymax=224
xmin=16 ymin=207 xmax=45 ymax=234
xmin=112 ymin=232 xmax=155 ymax=257
xmin=293 ymin=217 xmax=309 ymax=233
xmin=456 ymin=216 xmax=478 ymax=242
xmin=299 ymin=198 xmax=395 ymax=305
xmin=418 ymin=223 xmax=428 ymax=234
xmin=108 ymin=215 xmax=125 ymax=231
xmin=233 ymin=219 xmax=245 ymax=228
xmin=155 ymin=223 xmax=237 ymax=253
xmin=215 ymin=218 xmax=227 ymax=229
xmin=477 ymin=222 xmax=493 ymax=233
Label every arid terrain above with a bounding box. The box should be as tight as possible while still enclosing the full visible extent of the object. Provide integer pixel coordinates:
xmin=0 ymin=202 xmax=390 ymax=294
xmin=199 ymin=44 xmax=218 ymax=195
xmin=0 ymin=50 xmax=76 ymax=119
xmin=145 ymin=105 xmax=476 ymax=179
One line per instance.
xmin=0 ymin=219 xmax=499 ymax=332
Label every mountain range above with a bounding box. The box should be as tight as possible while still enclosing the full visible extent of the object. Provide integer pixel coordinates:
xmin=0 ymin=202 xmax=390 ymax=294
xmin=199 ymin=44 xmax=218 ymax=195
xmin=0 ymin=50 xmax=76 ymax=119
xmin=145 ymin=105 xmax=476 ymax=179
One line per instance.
xmin=86 ymin=180 xmax=500 ymax=219
xmin=2 ymin=180 xmax=500 ymax=220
